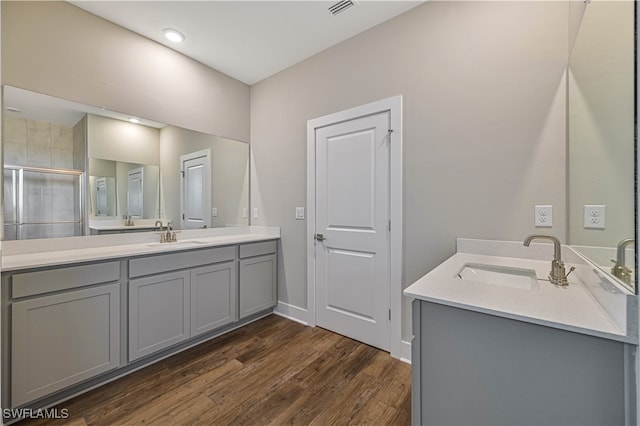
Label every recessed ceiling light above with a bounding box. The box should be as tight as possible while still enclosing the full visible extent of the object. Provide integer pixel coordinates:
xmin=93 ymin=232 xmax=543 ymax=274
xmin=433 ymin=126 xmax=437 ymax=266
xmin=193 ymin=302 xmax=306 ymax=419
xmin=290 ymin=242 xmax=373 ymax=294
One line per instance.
xmin=163 ymin=28 xmax=184 ymax=43
xmin=129 ymin=118 xmax=140 ymax=124
xmin=5 ymin=106 xmax=21 ymax=113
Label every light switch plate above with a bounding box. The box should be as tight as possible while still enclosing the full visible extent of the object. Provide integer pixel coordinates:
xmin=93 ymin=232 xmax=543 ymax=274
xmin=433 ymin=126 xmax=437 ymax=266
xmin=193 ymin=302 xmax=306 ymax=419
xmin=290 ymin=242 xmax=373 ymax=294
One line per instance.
xmin=534 ymin=205 xmax=552 ymax=227
xmin=584 ymin=205 xmax=605 ymax=229
xmin=253 ymin=207 xmax=259 ymax=219
xmin=296 ymin=207 xmax=305 ymax=220
xmin=211 ymin=207 xmax=218 ymax=217
xmin=242 ymin=208 xmax=248 ymax=219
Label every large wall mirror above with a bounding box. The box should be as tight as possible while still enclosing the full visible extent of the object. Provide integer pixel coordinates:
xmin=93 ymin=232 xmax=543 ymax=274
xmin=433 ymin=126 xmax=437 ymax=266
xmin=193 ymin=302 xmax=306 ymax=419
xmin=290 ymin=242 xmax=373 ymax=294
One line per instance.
xmin=2 ymin=85 xmax=249 ymax=239
xmin=568 ymin=0 xmax=637 ymax=292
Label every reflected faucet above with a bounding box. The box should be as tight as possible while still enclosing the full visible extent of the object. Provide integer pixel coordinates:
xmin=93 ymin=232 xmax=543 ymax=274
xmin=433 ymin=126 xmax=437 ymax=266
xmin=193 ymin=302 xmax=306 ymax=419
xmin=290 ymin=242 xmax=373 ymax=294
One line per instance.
xmin=611 ymin=238 xmax=634 ymax=285
xmin=123 ymin=214 xmax=134 ymax=226
xmin=523 ymin=234 xmax=575 ymax=286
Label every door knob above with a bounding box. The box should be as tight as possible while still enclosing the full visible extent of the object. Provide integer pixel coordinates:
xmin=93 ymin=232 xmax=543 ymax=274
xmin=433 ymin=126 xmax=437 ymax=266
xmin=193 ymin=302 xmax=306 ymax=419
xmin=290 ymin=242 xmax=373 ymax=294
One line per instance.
xmin=314 ymin=233 xmax=326 ymax=241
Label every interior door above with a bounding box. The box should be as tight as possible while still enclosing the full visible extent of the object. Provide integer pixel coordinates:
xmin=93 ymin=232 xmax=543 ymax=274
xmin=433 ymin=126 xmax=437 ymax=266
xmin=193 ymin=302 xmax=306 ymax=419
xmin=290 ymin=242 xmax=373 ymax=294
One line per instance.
xmin=95 ymin=177 xmax=108 ymax=216
xmin=181 ymin=149 xmax=211 ymax=229
xmin=314 ymin=111 xmax=390 ymax=351
xmin=127 ymin=168 xmax=143 ymax=218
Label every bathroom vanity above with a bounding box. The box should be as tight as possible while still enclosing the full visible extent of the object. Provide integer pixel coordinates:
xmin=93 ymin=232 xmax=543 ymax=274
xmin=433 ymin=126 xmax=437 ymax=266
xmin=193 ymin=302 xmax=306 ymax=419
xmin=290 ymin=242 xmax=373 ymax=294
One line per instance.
xmin=1 ymin=227 xmax=279 ymax=412
xmin=405 ymin=238 xmax=638 ymax=426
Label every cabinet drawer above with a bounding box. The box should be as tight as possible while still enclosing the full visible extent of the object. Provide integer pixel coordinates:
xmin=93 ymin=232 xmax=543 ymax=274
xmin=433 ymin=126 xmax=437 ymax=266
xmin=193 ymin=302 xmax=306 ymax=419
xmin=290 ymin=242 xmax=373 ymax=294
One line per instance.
xmin=239 ymin=241 xmax=277 ymax=259
xmin=11 ymin=261 xmax=120 ymax=299
xmin=129 ymin=246 xmax=236 ymax=278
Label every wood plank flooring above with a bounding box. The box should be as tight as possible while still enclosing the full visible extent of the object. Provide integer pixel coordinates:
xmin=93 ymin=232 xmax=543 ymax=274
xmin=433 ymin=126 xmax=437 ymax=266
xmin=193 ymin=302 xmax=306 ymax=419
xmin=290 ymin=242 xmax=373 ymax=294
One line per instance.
xmin=18 ymin=315 xmax=411 ymax=426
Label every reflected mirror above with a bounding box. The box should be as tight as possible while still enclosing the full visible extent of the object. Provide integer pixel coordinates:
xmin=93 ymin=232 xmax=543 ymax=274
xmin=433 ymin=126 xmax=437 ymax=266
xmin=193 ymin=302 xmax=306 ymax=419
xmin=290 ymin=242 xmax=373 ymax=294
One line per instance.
xmin=2 ymin=86 xmax=249 ymax=239
xmin=568 ymin=0 xmax=636 ymax=291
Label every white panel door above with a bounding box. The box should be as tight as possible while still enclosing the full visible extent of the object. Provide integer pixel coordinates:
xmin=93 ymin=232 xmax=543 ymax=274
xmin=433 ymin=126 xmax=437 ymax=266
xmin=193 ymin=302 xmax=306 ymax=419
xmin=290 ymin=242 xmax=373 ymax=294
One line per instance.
xmin=95 ymin=177 xmax=108 ymax=216
xmin=181 ymin=149 xmax=211 ymax=229
xmin=127 ymin=168 xmax=143 ymax=218
xmin=315 ymin=111 xmax=390 ymax=351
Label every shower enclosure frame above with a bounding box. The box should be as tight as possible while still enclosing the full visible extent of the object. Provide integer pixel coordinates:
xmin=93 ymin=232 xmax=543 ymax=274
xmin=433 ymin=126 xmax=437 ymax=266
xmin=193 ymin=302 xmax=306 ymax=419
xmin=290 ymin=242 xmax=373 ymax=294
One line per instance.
xmin=4 ymin=164 xmax=85 ymax=240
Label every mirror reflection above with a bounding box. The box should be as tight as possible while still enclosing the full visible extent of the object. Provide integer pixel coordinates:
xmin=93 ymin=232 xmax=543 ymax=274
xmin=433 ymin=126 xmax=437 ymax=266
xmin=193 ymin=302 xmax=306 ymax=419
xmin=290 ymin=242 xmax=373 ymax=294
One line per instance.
xmin=568 ymin=0 xmax=636 ymax=290
xmin=2 ymin=86 xmax=250 ymax=239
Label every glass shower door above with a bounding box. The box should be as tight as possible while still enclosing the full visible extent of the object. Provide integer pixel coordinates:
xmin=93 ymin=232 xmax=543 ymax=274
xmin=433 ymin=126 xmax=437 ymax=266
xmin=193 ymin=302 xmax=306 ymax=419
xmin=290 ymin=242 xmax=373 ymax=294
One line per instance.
xmin=4 ymin=166 xmax=84 ymax=240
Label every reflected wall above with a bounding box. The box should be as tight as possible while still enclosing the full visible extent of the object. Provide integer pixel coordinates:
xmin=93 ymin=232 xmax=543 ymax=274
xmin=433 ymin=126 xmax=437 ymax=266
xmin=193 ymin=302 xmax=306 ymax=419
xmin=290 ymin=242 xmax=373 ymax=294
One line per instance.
xmin=568 ymin=0 xmax=636 ymax=288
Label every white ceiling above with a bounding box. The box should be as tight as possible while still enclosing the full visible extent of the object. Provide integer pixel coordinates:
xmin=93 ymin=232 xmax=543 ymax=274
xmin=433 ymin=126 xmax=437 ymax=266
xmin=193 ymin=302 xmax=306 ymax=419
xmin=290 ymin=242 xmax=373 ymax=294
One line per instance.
xmin=70 ymin=1 xmax=424 ymax=85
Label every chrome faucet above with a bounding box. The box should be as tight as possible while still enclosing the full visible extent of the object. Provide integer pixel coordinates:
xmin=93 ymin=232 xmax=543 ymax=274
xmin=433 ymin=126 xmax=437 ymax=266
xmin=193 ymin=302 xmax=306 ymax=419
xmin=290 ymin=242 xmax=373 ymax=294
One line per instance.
xmin=523 ymin=234 xmax=575 ymax=286
xmin=123 ymin=214 xmax=134 ymax=226
xmin=160 ymin=220 xmax=177 ymax=243
xmin=154 ymin=220 xmax=163 ymax=230
xmin=611 ymin=238 xmax=634 ymax=285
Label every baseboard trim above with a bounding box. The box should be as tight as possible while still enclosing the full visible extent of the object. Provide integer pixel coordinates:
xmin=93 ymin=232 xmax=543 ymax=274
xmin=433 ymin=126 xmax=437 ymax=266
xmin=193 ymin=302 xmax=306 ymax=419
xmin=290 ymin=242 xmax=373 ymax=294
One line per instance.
xmin=400 ymin=339 xmax=412 ymax=364
xmin=273 ymin=301 xmax=309 ymax=326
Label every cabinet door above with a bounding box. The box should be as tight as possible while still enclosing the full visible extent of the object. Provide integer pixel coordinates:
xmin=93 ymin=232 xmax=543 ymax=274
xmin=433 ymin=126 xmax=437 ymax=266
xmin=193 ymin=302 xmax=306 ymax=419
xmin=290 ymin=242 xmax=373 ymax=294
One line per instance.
xmin=239 ymin=254 xmax=277 ymax=318
xmin=129 ymin=270 xmax=190 ymax=361
xmin=12 ymin=283 xmax=120 ymax=407
xmin=191 ymin=261 xmax=238 ymax=337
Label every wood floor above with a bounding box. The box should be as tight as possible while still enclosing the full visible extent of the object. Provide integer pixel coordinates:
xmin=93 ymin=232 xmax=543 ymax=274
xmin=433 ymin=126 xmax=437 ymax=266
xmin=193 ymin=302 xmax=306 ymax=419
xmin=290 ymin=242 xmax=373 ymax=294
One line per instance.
xmin=19 ymin=315 xmax=411 ymax=426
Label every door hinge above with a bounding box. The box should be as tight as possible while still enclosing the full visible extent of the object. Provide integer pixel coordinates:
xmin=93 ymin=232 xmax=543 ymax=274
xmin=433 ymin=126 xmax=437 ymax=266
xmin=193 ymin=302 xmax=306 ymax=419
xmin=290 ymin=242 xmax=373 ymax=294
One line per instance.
xmin=180 ymin=170 xmax=185 ymax=177
xmin=389 ymin=309 xmax=391 ymax=321
xmin=182 ymin=213 xmax=185 ymax=220
xmin=388 ymin=220 xmax=391 ymax=232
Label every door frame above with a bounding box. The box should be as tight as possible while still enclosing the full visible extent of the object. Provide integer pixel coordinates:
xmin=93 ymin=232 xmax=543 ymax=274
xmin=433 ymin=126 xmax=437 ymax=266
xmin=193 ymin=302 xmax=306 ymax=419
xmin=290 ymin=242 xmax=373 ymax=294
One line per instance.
xmin=306 ymin=96 xmax=403 ymax=359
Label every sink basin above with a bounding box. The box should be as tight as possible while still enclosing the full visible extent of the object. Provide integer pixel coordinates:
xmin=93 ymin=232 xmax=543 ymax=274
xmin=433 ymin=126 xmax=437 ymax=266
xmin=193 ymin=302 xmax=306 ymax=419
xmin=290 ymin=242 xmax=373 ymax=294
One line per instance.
xmin=456 ymin=263 xmax=538 ymax=290
xmin=146 ymin=240 xmax=207 ymax=247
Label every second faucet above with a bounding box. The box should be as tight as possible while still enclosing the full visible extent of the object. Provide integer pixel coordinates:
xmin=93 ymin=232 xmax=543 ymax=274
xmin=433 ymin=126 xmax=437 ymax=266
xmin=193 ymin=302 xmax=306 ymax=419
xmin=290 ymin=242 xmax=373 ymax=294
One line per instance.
xmin=523 ymin=234 xmax=574 ymax=286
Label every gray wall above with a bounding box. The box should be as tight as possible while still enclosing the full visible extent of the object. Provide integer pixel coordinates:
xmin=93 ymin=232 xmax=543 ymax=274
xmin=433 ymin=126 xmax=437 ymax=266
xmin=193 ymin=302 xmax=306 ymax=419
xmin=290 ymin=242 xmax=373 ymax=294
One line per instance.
xmin=250 ymin=1 xmax=570 ymax=340
xmin=568 ymin=0 xmax=635 ymax=247
xmin=1 ymin=1 xmax=250 ymax=142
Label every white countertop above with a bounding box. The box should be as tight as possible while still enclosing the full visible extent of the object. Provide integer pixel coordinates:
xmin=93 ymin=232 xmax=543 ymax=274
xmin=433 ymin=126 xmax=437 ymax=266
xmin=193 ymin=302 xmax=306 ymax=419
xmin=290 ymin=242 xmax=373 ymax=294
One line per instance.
xmin=404 ymin=251 xmax=634 ymax=343
xmin=2 ymin=227 xmax=280 ymax=271
xmin=90 ymin=224 xmax=159 ymax=231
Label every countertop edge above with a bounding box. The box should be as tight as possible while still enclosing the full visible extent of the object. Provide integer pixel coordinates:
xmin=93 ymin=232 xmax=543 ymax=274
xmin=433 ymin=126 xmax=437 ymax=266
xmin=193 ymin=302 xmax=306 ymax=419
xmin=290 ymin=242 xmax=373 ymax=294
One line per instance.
xmin=2 ymin=234 xmax=280 ymax=272
xmin=405 ymin=291 xmax=634 ymax=344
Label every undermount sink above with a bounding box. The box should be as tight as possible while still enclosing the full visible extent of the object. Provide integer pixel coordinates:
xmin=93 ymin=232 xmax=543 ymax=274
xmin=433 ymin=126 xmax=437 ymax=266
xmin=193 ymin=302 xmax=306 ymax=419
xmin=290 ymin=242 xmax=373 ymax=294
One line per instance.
xmin=146 ymin=240 xmax=207 ymax=247
xmin=456 ymin=263 xmax=538 ymax=290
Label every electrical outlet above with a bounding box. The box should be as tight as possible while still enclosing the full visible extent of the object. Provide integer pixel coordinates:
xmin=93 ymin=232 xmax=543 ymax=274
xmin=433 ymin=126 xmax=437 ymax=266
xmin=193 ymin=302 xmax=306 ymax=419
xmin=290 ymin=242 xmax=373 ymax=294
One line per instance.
xmin=584 ymin=205 xmax=605 ymax=229
xmin=242 ymin=208 xmax=247 ymax=219
xmin=534 ymin=205 xmax=552 ymax=227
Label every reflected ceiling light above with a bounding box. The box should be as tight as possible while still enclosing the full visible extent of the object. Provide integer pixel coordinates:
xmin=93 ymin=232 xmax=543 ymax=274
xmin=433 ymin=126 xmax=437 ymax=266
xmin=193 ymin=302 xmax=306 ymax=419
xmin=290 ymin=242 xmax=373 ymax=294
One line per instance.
xmin=129 ymin=117 xmax=140 ymax=124
xmin=163 ymin=28 xmax=184 ymax=43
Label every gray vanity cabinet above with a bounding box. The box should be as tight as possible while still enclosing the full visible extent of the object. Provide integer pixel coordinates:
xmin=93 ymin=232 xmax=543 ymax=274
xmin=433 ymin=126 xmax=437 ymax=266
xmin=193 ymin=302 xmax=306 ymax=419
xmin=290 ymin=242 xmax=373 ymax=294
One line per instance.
xmin=9 ymin=263 xmax=121 ymax=407
xmin=128 ymin=246 xmax=238 ymax=361
xmin=4 ymin=238 xmax=279 ymax=411
xmin=411 ymin=300 xmax=630 ymax=426
xmin=128 ymin=270 xmax=191 ymax=361
xmin=239 ymin=241 xmax=277 ymax=318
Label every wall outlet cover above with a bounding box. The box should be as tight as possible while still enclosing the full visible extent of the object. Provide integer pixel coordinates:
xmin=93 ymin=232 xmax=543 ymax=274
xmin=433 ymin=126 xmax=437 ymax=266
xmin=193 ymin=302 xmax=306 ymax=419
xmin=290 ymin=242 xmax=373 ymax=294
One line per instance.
xmin=534 ymin=205 xmax=552 ymax=227
xmin=584 ymin=205 xmax=605 ymax=229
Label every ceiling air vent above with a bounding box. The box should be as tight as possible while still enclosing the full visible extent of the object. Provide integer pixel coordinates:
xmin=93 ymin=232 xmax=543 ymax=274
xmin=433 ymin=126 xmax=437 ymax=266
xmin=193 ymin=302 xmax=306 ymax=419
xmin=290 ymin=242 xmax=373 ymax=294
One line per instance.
xmin=328 ymin=0 xmax=359 ymax=16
